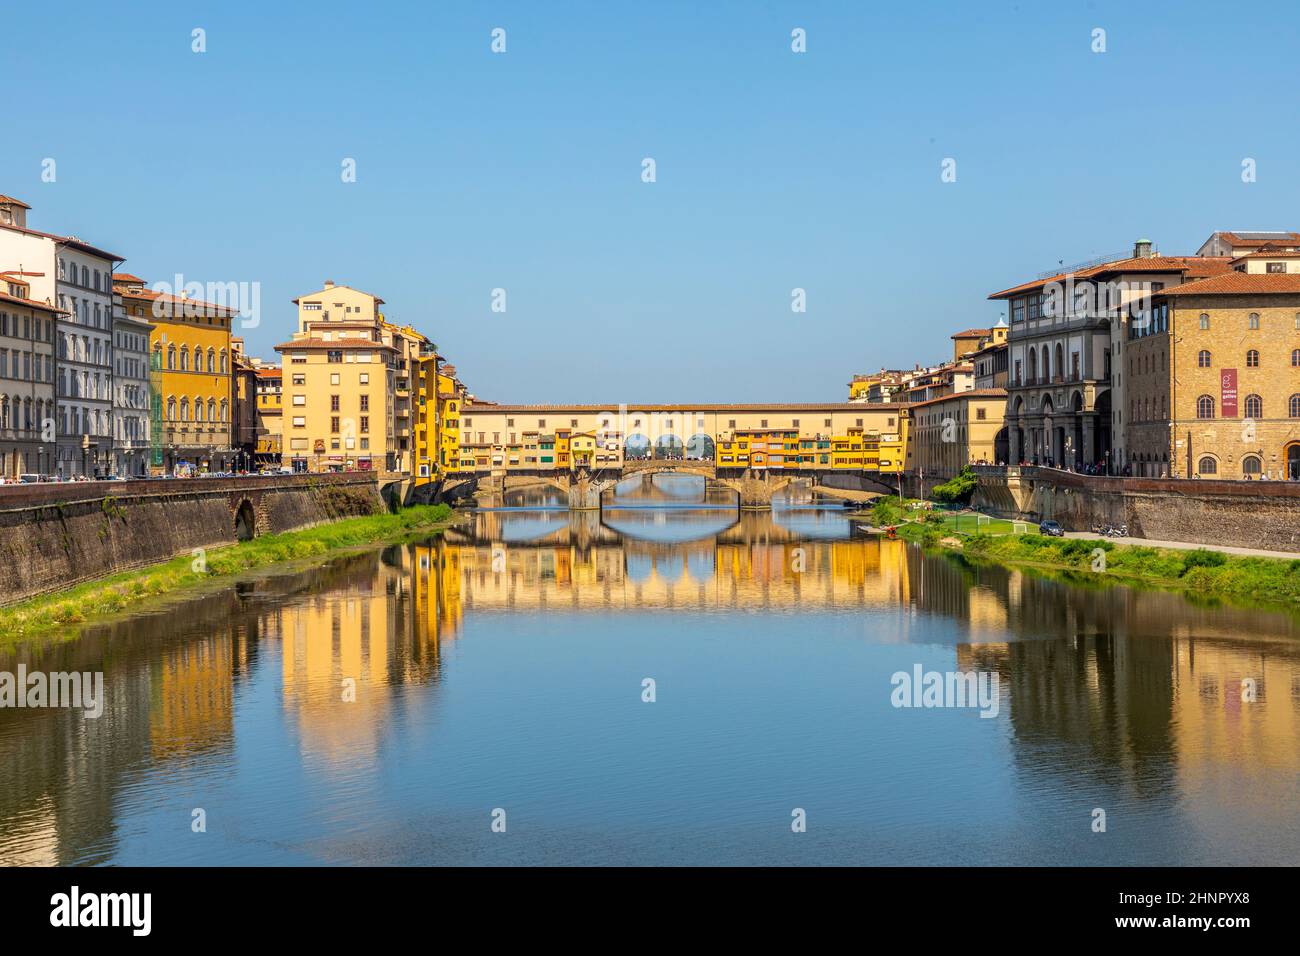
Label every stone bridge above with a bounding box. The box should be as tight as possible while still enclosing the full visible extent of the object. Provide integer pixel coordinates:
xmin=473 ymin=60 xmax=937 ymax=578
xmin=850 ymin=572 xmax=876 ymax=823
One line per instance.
xmin=440 ymin=462 xmax=893 ymax=511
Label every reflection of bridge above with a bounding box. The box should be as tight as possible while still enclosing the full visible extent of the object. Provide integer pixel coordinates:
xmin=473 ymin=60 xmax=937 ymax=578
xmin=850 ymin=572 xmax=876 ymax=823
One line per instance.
xmin=444 ymin=460 xmax=893 ymax=511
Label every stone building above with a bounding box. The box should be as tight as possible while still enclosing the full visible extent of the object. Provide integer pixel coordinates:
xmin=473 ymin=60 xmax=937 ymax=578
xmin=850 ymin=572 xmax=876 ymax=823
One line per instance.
xmin=991 ymin=240 xmax=1232 ymax=470
xmin=1127 ymin=272 xmax=1300 ymax=480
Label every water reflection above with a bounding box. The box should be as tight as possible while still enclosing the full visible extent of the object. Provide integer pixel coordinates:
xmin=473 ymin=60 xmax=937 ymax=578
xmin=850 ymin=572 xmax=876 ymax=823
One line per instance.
xmin=1 ymin=494 xmax=1298 ymax=866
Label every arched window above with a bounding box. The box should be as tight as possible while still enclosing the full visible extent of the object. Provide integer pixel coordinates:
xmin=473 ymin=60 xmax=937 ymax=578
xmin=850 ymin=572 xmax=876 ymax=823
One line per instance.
xmin=166 ymin=396 xmax=176 ymax=421
xmin=1196 ymin=395 xmax=1215 ymax=419
xmin=167 ymin=345 xmax=177 ymax=370
xmin=219 ymin=350 xmax=228 ymax=374
xmin=179 ymin=348 xmax=189 ymax=371
xmin=1249 ymin=312 xmax=1260 ymax=330
xmin=1198 ymin=456 xmax=1218 ymax=476
xmin=1245 ymin=394 xmax=1263 ymax=418
xmin=207 ymin=348 xmax=215 ymax=373
xmin=220 ymin=399 xmax=229 ymax=423
xmin=180 ymin=398 xmax=190 ymax=422
xmin=1246 ymin=349 xmax=1259 ymax=367
xmin=1199 ymin=312 xmax=1210 ymax=330
xmin=1292 ymin=348 xmax=1300 ymax=367
xmin=207 ymin=399 xmax=216 ymax=422
xmin=195 ymin=398 xmax=204 ymax=422
xmin=1242 ymin=456 xmax=1262 ymax=477
xmin=1198 ymin=349 xmax=1212 ymax=367
xmin=1290 ymin=394 xmax=1300 ymax=418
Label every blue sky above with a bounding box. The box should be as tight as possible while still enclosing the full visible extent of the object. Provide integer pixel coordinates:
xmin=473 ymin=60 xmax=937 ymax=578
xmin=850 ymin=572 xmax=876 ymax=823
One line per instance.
xmin=4 ymin=1 xmax=1298 ymax=402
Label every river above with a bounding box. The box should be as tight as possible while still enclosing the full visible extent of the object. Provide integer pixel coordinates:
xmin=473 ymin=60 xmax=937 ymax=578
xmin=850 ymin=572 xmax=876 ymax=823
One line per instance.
xmin=1 ymin=475 xmax=1297 ymax=866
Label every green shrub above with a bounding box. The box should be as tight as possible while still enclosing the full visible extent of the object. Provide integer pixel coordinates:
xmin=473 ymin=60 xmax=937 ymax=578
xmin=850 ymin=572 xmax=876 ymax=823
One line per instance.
xmin=931 ymin=466 xmax=979 ymax=505
xmin=1181 ymin=549 xmax=1228 ymax=575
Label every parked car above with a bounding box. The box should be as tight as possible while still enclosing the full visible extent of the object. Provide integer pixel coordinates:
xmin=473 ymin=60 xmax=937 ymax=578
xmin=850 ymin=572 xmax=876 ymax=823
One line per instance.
xmin=1039 ymin=519 xmax=1065 ymax=537
xmin=18 ymin=474 xmax=41 ymax=483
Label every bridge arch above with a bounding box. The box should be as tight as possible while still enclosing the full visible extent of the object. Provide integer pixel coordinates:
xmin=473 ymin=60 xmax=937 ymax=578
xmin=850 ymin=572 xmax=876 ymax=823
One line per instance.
xmin=234 ymin=498 xmax=257 ymax=541
xmin=685 ymin=433 xmax=715 ymax=460
xmin=624 ymin=433 xmax=651 ymax=460
xmin=654 ymin=435 xmax=685 ymax=459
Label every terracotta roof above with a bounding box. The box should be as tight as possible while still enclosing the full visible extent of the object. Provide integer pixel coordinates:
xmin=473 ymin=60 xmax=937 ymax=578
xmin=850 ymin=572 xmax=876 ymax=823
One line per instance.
xmin=255 ymin=367 xmax=282 ymax=378
xmin=115 ymin=284 xmax=239 ymax=317
xmin=951 ymin=328 xmax=991 ymax=338
xmin=274 ymin=338 xmax=397 ymax=351
xmin=1156 ymin=272 xmax=1300 ymax=296
xmin=0 ymin=290 xmax=66 ymax=314
xmin=989 ymin=255 xmax=1234 ymax=299
xmin=1213 ymin=231 xmax=1300 ymax=246
xmin=907 ymin=388 xmax=1008 ymax=410
xmin=0 ymin=195 xmax=31 ymax=209
xmin=112 ymin=272 xmax=145 ymax=283
xmin=1230 ymin=251 xmax=1300 ymax=262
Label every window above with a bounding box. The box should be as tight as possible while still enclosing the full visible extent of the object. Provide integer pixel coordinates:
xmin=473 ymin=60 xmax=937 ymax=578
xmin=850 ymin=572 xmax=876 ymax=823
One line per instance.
xmin=331 ymin=373 xmax=340 ymax=385
xmin=1249 ymin=313 xmax=1260 ymax=330
xmin=976 ymin=407 xmax=987 ymax=420
xmin=331 ymin=417 xmax=340 ymax=433
xmin=1246 ymin=349 xmax=1259 ymax=368
xmin=330 ymin=395 xmax=339 ymax=411
xmin=1267 ymin=262 xmax=1286 ymax=274
xmin=292 ymin=395 xmax=305 ymax=406
xmin=1242 ymin=455 xmax=1263 ymax=476
xmin=360 ymin=395 xmax=369 ymax=411
xmin=327 ymin=350 xmax=343 ymax=363
xmin=1196 ymin=395 xmax=1215 ymax=419
xmin=360 ymin=416 xmax=369 ymax=433
xmin=1198 ymin=456 xmax=1218 ymax=476
xmin=1290 ymin=394 xmax=1300 ymax=418
xmin=1198 ymin=349 xmax=1211 ymax=368
xmin=1199 ymin=313 xmax=1210 ymax=330
xmin=292 ymin=416 xmax=305 ymax=427
xmin=292 ymin=374 xmax=305 ymax=386
xmin=1292 ymin=349 xmax=1300 ymax=367
xmin=1244 ymin=394 xmax=1263 ymax=418
xmin=359 ymin=373 xmax=369 ymax=384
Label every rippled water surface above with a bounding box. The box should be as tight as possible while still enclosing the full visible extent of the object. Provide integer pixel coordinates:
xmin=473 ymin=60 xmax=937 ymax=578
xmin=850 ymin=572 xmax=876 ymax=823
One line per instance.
xmin=2 ymin=476 xmax=1298 ymax=866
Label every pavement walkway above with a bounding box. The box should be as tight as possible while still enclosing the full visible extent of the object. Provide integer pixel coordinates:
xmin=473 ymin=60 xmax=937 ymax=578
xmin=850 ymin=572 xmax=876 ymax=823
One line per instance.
xmin=1063 ymin=531 xmax=1300 ymax=561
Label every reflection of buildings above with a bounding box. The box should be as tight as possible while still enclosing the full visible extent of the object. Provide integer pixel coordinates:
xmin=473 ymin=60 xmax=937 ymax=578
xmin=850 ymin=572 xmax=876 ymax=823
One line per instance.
xmin=3 ymin=507 xmax=1300 ymax=866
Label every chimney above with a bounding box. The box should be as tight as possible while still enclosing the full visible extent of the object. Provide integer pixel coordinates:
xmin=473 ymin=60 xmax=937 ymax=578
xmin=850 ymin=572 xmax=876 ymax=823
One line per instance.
xmin=323 ymin=279 xmax=335 ymax=288
xmin=1134 ymin=238 xmax=1153 ymax=259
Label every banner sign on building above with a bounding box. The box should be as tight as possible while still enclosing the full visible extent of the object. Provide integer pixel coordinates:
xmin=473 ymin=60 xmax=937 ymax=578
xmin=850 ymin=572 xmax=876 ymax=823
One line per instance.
xmin=1221 ymin=368 xmax=1238 ymax=418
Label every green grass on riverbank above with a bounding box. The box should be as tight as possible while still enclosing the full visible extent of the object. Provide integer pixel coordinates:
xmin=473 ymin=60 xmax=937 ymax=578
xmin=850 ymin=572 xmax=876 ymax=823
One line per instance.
xmin=0 ymin=503 xmax=455 ymax=643
xmin=960 ymin=533 xmax=1300 ymax=606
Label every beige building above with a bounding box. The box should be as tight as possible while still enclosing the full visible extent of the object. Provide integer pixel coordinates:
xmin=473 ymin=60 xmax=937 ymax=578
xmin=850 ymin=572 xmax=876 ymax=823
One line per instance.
xmin=909 ymin=389 xmax=1008 ymax=480
xmin=274 ymin=280 xmax=433 ymax=473
xmin=1126 ymin=272 xmax=1300 ymax=479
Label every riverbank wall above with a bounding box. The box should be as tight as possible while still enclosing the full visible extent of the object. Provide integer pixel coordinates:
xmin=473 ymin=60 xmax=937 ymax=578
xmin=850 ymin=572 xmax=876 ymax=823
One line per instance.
xmin=0 ymin=474 xmax=386 ymax=605
xmin=971 ymin=466 xmax=1300 ymax=552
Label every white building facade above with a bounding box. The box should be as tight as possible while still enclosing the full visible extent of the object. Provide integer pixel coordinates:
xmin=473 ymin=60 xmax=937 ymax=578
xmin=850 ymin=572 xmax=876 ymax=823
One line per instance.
xmin=0 ymin=196 xmax=123 ymax=477
xmin=111 ymin=289 xmax=151 ymax=476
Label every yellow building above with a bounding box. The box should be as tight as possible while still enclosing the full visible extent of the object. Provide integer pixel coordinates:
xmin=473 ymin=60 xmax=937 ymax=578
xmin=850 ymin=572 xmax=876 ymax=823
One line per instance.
xmin=114 ymin=274 xmax=234 ymax=474
xmin=254 ymin=365 xmax=283 ymax=464
xmin=274 ymin=280 xmax=434 ymax=473
xmin=414 ymin=358 xmax=471 ymax=483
